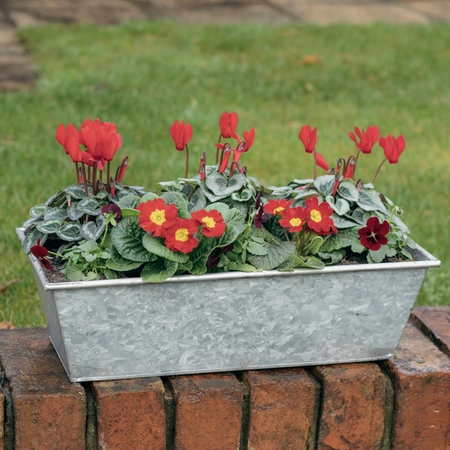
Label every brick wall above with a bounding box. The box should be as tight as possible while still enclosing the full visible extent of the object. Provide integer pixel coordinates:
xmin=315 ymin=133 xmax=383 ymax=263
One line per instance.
xmin=1 ymin=306 xmax=450 ymax=449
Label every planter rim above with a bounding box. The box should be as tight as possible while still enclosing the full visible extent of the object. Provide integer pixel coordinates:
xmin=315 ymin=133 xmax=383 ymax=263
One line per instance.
xmin=17 ymin=227 xmax=440 ymax=292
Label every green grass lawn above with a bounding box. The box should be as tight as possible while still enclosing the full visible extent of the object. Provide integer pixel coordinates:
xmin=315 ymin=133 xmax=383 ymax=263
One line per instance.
xmin=1 ymin=21 xmax=449 ymax=327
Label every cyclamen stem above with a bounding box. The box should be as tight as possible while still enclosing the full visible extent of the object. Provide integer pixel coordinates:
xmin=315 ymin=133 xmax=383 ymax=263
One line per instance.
xmin=75 ymin=162 xmax=80 ymax=186
xmin=92 ymin=162 xmax=98 ymax=195
xmin=185 ymin=144 xmax=189 ymax=179
xmin=81 ymin=163 xmax=89 ymax=197
xmin=216 ymin=134 xmax=222 ymax=164
xmin=371 ymin=158 xmax=387 ymax=184
xmin=313 ymin=150 xmax=317 ymax=180
xmin=107 ymin=161 xmax=111 ymax=193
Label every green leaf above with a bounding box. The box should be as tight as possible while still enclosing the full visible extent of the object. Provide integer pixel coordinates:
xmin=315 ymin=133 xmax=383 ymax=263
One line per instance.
xmin=205 ymin=172 xmax=247 ymax=196
xmin=29 ymin=204 xmax=47 ymax=217
xmin=36 ymin=218 xmax=63 ymax=234
xmin=106 ymin=256 xmax=143 ymax=272
xmin=161 ymin=191 xmax=189 ymax=218
xmin=231 ymin=188 xmax=254 ymax=202
xmin=247 ymin=241 xmax=296 ymax=270
xmin=56 ymin=222 xmax=82 ymax=242
xmin=247 ymin=240 xmax=268 ymax=256
xmin=331 ymin=214 xmax=358 ymax=229
xmin=271 ymin=185 xmax=293 ymax=197
xmin=64 ymin=265 xmax=84 ymax=282
xmin=139 ymin=192 xmax=159 ymax=203
xmin=228 ymin=262 xmax=260 ymax=272
xmin=222 ymin=208 xmax=246 ymax=234
xmin=367 ymin=248 xmax=387 ymax=263
xmin=320 ymin=228 xmax=360 ymax=252
xmin=318 ymin=250 xmax=346 ymax=265
xmin=118 ymin=194 xmax=140 ymax=209
xmin=303 ymin=235 xmax=324 ymax=255
xmin=121 ymin=208 xmax=140 ymax=218
xmin=141 ymin=259 xmax=178 ymax=283
xmin=111 ymin=217 xmax=155 ymax=262
xmin=78 ymin=197 xmax=100 ymax=215
xmin=142 ymin=234 xmax=189 ymax=263
xmin=293 ymin=188 xmax=318 ymax=201
xmin=158 ymin=180 xmax=184 ymax=192
xmin=313 ymin=175 xmax=335 ymax=196
xmin=337 ymin=181 xmax=359 ymax=202
xmin=187 ymin=188 xmax=207 ymax=213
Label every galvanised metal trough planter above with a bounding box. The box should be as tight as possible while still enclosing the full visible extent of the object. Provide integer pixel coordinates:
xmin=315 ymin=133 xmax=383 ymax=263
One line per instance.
xmin=19 ymin=229 xmax=440 ymax=383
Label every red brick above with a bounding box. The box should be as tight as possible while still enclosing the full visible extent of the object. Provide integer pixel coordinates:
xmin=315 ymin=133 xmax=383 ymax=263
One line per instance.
xmin=411 ymin=306 xmax=450 ymax=356
xmin=313 ymin=363 xmax=390 ymax=450
xmin=0 ymin=328 xmax=86 ymax=450
xmin=170 ymin=373 xmax=243 ymax=450
xmin=384 ymin=321 xmax=450 ymax=449
xmin=93 ymin=377 xmax=166 ymax=450
xmin=244 ymin=368 xmax=319 ymax=450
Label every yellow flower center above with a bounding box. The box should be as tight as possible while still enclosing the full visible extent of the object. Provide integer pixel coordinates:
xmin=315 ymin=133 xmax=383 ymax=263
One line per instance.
xmin=310 ymin=209 xmax=322 ymax=223
xmin=150 ymin=209 xmax=166 ymax=225
xmin=290 ymin=218 xmax=302 ymax=227
xmin=175 ymin=228 xmax=189 ymax=242
xmin=202 ymin=216 xmax=216 ymax=228
xmin=273 ymin=206 xmax=284 ymax=214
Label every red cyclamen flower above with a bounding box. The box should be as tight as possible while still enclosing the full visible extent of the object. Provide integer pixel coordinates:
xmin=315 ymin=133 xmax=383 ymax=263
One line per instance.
xmin=315 ymin=152 xmax=329 ymax=171
xmin=279 ymin=206 xmax=309 ymax=232
xmin=191 ymin=209 xmax=226 ymax=238
xmin=30 ymin=239 xmax=53 ymax=271
xmin=169 ymin=120 xmax=193 ymax=151
xmin=219 ymin=112 xmax=239 ymax=139
xmin=55 ymin=123 xmax=83 ymax=163
xmin=136 ymin=198 xmax=178 ymax=238
xmin=299 ymin=125 xmax=317 ymax=153
xmin=349 ymin=126 xmax=380 ymax=154
xmin=304 ymin=197 xmax=336 ymax=235
xmin=358 ymin=217 xmax=390 ymax=251
xmin=264 ymin=199 xmax=294 ymax=216
xmin=164 ymin=218 xmax=199 ymax=253
xmin=379 ymin=134 xmax=406 ymax=164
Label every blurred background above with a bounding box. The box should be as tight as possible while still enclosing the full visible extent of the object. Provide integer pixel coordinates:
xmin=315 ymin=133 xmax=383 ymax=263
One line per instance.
xmin=1 ymin=0 xmax=449 ymax=327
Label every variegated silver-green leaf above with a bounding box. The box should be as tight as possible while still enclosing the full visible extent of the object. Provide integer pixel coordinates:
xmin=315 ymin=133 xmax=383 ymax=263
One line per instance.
xmin=205 ymin=173 xmax=247 ymax=196
xmin=95 ymin=190 xmax=109 ymax=200
xmin=29 ymin=204 xmax=47 ymax=217
xmin=44 ymin=206 xmax=68 ymax=220
xmin=65 ymin=184 xmax=91 ymax=199
xmin=68 ymin=201 xmax=85 ymax=220
xmin=271 ymin=185 xmax=293 ymax=197
xmin=326 ymin=195 xmax=350 ymax=216
xmin=313 ymin=175 xmax=335 ymax=196
xmin=45 ymin=190 xmax=66 ymax=207
xmin=357 ymin=189 xmax=387 ymax=213
xmin=231 ymin=188 xmax=254 ymax=202
xmin=21 ymin=227 xmax=47 ymax=254
xmin=22 ymin=215 xmax=44 ymax=228
xmin=187 ymin=188 xmax=207 ymax=213
xmin=338 ymin=181 xmax=359 ymax=202
xmin=80 ymin=221 xmax=104 ymax=241
xmin=56 ymin=222 xmax=82 ymax=242
xmin=293 ymin=188 xmax=318 ymax=201
xmin=36 ymin=218 xmax=63 ymax=234
xmin=78 ymin=197 xmax=100 ymax=216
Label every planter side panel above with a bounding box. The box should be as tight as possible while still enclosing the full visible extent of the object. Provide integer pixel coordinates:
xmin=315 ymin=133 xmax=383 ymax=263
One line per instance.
xmin=49 ymin=267 xmax=427 ymax=381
